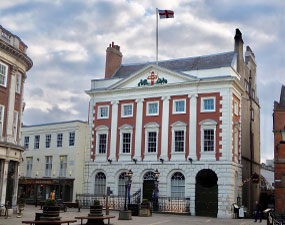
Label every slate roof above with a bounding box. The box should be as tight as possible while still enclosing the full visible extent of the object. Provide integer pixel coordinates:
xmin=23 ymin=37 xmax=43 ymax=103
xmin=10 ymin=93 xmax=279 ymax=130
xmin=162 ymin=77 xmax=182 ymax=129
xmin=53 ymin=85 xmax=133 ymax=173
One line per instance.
xmin=113 ymin=51 xmax=236 ymax=78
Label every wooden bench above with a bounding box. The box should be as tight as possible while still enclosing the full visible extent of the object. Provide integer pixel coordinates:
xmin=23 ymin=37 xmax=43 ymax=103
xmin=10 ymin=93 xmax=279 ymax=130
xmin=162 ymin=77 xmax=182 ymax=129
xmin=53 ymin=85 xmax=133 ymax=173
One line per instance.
xmin=75 ymin=215 xmax=115 ymax=225
xmin=63 ymin=202 xmax=80 ymax=212
xmin=22 ymin=219 xmax=77 ymax=225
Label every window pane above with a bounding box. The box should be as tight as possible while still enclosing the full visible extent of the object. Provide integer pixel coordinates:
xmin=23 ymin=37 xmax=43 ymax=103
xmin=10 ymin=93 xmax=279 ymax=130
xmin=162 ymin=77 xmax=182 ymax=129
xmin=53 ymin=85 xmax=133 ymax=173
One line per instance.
xmin=122 ymin=133 xmax=131 ymax=153
xmin=95 ymin=172 xmax=106 ymax=196
xmin=69 ymin=132 xmax=75 ymax=146
xmin=46 ymin=134 xmax=51 ymax=148
xmin=99 ymin=134 xmax=107 ymax=154
xmin=99 ymin=107 xmax=108 ymax=118
xmin=203 ymin=99 xmax=214 ymax=110
xmin=148 ymin=103 xmax=158 ymax=114
xmin=204 ymin=129 xmax=214 ymax=151
xmin=57 ymin=133 xmax=63 ymax=147
xmin=175 ymin=101 xmax=185 ymax=112
xmin=175 ymin=130 xmax=184 ymax=152
xmin=171 ymin=172 xmax=185 ymax=198
xmin=123 ymin=105 xmax=132 ymax=116
xmin=118 ymin=172 xmax=126 ymax=196
xmin=148 ymin=132 xmax=157 ymax=152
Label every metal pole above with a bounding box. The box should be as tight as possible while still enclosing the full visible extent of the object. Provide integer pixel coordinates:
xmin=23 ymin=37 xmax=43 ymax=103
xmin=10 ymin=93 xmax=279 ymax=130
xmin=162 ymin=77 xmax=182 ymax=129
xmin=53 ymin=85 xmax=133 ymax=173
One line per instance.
xmin=124 ymin=182 xmax=127 ymax=211
xmin=156 ymin=8 xmax=158 ymax=65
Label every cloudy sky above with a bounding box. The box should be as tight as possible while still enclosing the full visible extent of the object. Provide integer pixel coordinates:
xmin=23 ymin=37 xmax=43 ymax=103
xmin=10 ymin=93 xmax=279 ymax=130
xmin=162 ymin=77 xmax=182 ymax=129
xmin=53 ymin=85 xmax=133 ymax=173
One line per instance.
xmin=1 ymin=0 xmax=284 ymax=162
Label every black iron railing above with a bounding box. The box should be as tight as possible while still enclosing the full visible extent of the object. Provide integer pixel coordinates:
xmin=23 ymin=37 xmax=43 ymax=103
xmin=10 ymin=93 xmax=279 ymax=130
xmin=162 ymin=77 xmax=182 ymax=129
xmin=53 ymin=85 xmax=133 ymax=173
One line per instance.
xmin=76 ymin=193 xmax=190 ymax=214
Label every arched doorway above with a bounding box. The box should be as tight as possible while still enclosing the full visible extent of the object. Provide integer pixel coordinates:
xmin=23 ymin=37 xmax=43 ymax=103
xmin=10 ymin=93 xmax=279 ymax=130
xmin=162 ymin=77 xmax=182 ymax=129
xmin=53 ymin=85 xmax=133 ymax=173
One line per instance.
xmin=195 ymin=169 xmax=218 ymax=217
xmin=143 ymin=171 xmax=155 ymax=201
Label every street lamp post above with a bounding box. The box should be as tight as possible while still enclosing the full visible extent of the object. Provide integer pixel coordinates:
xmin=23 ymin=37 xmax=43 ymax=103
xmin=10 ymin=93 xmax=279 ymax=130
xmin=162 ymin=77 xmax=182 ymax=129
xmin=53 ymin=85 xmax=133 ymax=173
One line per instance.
xmin=119 ymin=169 xmax=133 ymax=220
xmin=124 ymin=170 xmax=133 ymax=211
xmin=154 ymin=169 xmax=160 ymax=211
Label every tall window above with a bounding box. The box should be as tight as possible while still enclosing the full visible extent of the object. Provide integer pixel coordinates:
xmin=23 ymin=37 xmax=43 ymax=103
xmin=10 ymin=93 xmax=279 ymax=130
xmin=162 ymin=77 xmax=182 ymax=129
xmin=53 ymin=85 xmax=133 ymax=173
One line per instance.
xmin=122 ymin=133 xmax=131 ymax=153
xmin=13 ymin=111 xmax=18 ymax=141
xmin=118 ymin=172 xmax=126 ymax=196
xmin=69 ymin=131 xmax=75 ymax=146
xmin=0 ymin=105 xmax=4 ymax=138
xmin=98 ymin=134 xmax=107 ymax=154
xmin=147 ymin=101 xmax=159 ymax=116
xmin=46 ymin=134 xmax=51 ymax=148
xmin=201 ymin=97 xmax=215 ymax=112
xmin=16 ymin=73 xmax=21 ymax=93
xmin=171 ymin=172 xmax=185 ymax=198
xmin=174 ymin=130 xmax=184 ymax=152
xmin=147 ymin=131 xmax=157 ymax=153
xmin=59 ymin=155 xmax=67 ymax=177
xmin=0 ymin=62 xmax=7 ymax=87
xmin=45 ymin=156 xmax=52 ymax=177
xmin=57 ymin=133 xmax=63 ymax=147
xmin=98 ymin=106 xmax=109 ymax=119
xmin=203 ymin=129 xmax=214 ymax=152
xmin=34 ymin=135 xmax=40 ymax=149
xmin=26 ymin=157 xmax=33 ymax=177
xmin=24 ymin=136 xmax=29 ymax=149
xmin=94 ymin=172 xmax=106 ymax=196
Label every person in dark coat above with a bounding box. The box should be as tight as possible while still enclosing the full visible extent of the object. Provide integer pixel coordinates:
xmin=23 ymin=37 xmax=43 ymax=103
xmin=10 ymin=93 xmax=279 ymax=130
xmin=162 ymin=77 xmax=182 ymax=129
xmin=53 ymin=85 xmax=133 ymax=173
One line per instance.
xmin=254 ymin=200 xmax=262 ymax=222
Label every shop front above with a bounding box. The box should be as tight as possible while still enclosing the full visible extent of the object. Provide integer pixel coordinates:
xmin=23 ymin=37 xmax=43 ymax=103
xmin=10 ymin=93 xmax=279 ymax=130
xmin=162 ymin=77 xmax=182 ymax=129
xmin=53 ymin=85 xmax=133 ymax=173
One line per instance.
xmin=18 ymin=178 xmax=74 ymax=204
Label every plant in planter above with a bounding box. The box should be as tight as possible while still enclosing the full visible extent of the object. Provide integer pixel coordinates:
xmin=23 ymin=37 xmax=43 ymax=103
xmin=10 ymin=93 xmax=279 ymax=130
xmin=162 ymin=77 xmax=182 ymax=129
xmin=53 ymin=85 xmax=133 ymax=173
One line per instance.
xmin=89 ymin=199 xmax=103 ymax=217
xmin=139 ymin=199 xmax=151 ymax=217
xmin=16 ymin=198 xmax=25 ymax=218
xmin=42 ymin=199 xmax=61 ymax=221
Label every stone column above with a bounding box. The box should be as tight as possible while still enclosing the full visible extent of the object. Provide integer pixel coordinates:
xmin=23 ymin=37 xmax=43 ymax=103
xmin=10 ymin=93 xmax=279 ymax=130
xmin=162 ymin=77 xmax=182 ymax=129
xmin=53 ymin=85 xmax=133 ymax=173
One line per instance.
xmin=12 ymin=162 xmax=20 ymax=210
xmin=134 ymin=98 xmax=144 ymax=161
xmin=161 ymin=96 xmax=170 ymax=161
xmin=0 ymin=160 xmax=9 ymax=205
xmin=109 ymin=100 xmax=119 ymax=161
xmin=6 ymin=65 xmax=17 ymax=143
xmin=188 ymin=94 xmax=198 ymax=160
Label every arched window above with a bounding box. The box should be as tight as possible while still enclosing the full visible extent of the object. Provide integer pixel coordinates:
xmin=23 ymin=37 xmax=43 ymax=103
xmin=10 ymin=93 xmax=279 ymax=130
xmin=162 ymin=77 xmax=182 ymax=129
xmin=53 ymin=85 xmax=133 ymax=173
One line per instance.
xmin=143 ymin=171 xmax=155 ymax=180
xmin=118 ymin=172 xmax=126 ymax=197
xmin=94 ymin=172 xmax=106 ymax=196
xmin=171 ymin=172 xmax=185 ymax=198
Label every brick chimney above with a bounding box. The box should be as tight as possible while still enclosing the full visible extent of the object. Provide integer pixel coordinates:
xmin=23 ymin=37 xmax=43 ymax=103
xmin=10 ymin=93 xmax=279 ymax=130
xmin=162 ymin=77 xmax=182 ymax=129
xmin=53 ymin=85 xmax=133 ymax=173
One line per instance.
xmin=234 ymin=28 xmax=244 ymax=74
xmin=105 ymin=42 xmax=122 ymax=79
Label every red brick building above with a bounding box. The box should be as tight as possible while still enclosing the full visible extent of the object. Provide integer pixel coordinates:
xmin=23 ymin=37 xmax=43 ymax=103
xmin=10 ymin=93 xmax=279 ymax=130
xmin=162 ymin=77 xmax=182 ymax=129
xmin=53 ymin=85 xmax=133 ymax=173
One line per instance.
xmin=273 ymin=85 xmax=285 ymax=212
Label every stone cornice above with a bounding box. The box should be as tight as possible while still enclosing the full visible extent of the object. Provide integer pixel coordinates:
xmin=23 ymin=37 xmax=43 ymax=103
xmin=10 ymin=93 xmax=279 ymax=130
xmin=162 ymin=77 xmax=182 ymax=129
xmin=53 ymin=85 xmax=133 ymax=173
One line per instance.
xmin=0 ymin=39 xmax=33 ymax=71
xmin=0 ymin=141 xmax=25 ymax=151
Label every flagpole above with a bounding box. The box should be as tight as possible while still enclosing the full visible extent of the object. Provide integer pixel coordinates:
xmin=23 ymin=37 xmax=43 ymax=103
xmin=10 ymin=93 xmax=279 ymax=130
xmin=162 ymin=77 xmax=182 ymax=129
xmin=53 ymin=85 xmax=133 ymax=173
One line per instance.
xmin=156 ymin=8 xmax=158 ymax=65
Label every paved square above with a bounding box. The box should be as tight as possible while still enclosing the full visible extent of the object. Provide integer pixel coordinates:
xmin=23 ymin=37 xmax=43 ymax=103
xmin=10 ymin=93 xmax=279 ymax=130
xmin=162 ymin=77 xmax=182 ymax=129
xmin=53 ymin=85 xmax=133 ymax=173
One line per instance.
xmin=0 ymin=205 xmax=267 ymax=225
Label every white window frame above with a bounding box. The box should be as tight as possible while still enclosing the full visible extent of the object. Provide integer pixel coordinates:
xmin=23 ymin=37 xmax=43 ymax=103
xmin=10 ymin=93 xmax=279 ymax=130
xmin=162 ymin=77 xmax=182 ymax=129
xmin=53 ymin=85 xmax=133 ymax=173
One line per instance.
xmin=24 ymin=136 xmax=29 ymax=149
xmin=69 ymin=131 xmax=75 ymax=146
xmin=234 ymin=100 xmax=239 ymax=116
xmin=26 ymin=157 xmax=33 ymax=177
xmin=144 ymin=122 xmax=159 ymax=160
xmin=57 ymin=133 xmax=63 ymax=147
xmin=97 ymin=105 xmax=109 ymax=119
xmin=199 ymin=119 xmax=217 ymax=160
xmin=34 ymin=135 xmax=40 ymax=149
xmin=0 ymin=105 xmax=4 ymax=138
xmin=171 ymin=121 xmax=187 ymax=156
xmin=16 ymin=73 xmax=21 ymax=94
xmin=121 ymin=103 xmax=133 ymax=118
xmin=118 ymin=124 xmax=133 ymax=161
xmin=46 ymin=134 xmax=51 ymax=148
xmin=146 ymin=101 xmax=159 ymax=116
xmin=13 ymin=111 xmax=18 ymax=141
xmin=0 ymin=62 xmax=8 ymax=87
xmin=45 ymin=156 xmax=52 ymax=177
xmin=59 ymin=155 xmax=67 ymax=177
xmin=95 ymin=125 xmax=109 ymax=161
xmin=173 ymin=99 xmax=186 ymax=114
xmin=201 ymin=97 xmax=216 ymax=112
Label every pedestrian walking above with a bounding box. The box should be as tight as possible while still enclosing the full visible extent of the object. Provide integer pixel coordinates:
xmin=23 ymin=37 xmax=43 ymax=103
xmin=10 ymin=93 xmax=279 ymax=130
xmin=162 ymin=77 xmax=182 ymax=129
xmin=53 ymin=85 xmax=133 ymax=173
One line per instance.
xmin=254 ymin=200 xmax=262 ymax=222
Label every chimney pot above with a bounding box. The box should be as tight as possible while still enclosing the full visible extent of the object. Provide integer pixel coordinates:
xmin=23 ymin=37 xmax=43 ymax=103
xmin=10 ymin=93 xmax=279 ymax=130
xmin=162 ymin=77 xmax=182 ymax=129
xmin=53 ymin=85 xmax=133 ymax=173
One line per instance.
xmin=105 ymin=42 xmax=123 ymax=79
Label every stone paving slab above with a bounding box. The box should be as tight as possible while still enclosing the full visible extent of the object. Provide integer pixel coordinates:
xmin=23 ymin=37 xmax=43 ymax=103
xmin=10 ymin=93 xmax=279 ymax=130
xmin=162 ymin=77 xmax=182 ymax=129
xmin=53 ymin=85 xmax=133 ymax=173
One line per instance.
xmin=0 ymin=205 xmax=267 ymax=225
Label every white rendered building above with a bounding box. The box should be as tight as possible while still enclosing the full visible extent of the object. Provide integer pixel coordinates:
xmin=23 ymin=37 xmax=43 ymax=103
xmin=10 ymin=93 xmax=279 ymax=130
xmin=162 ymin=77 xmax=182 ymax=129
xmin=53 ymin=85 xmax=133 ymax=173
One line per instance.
xmin=84 ymin=29 xmax=260 ymax=218
xmin=19 ymin=120 xmax=88 ymax=203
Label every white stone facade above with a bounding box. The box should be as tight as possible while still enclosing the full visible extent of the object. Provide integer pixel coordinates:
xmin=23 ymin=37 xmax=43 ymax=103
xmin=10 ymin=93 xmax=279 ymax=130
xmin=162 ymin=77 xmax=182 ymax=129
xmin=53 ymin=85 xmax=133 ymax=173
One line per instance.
xmin=20 ymin=120 xmax=88 ymax=202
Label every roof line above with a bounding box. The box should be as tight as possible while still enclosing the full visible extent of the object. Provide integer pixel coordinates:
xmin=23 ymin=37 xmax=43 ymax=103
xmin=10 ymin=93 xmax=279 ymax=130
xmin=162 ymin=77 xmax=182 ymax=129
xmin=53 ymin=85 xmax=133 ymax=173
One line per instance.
xmin=22 ymin=120 xmax=87 ymax=128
